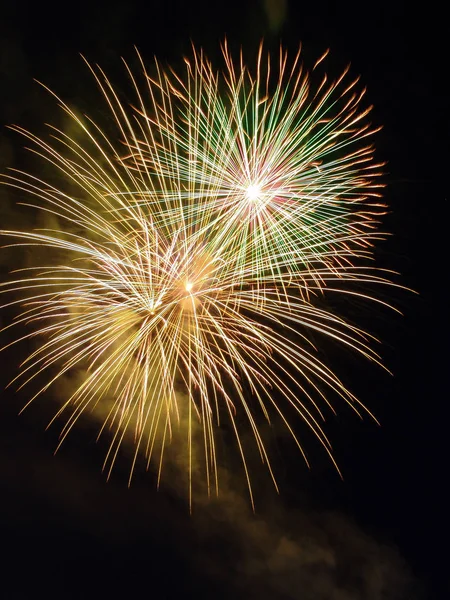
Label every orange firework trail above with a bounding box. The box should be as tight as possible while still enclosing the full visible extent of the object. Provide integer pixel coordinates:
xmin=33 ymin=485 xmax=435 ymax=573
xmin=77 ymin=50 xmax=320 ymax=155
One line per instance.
xmin=0 ymin=43 xmax=399 ymax=507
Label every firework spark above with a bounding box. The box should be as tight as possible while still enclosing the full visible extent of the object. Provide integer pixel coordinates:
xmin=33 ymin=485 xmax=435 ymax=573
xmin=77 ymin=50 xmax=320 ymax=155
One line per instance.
xmin=1 ymin=43 xmax=397 ymax=507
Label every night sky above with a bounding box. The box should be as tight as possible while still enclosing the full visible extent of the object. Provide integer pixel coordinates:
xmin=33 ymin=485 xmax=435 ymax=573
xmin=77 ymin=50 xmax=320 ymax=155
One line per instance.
xmin=0 ymin=1 xmax=447 ymax=599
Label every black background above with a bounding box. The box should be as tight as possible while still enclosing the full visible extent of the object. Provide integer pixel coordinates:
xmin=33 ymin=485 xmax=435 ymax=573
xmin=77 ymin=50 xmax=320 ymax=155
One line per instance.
xmin=0 ymin=1 xmax=447 ymax=598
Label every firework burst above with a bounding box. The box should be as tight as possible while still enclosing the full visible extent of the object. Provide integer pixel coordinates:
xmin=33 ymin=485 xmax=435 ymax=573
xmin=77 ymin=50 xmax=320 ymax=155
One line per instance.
xmin=1 ymin=43 xmax=396 ymax=507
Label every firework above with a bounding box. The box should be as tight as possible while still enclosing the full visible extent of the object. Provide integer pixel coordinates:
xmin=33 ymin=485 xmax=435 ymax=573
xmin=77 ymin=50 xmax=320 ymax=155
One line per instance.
xmin=128 ymin=43 xmax=386 ymax=291
xmin=1 ymin=43 xmax=395 ymax=507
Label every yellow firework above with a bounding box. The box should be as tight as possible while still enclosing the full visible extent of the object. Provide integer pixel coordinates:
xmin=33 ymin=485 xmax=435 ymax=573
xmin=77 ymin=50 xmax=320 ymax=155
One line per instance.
xmin=1 ymin=43 xmax=396 ymax=507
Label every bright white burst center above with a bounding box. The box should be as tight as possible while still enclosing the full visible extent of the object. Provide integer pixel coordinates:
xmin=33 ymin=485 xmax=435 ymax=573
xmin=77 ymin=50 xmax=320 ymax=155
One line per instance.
xmin=185 ymin=281 xmax=193 ymax=293
xmin=245 ymin=184 xmax=261 ymax=202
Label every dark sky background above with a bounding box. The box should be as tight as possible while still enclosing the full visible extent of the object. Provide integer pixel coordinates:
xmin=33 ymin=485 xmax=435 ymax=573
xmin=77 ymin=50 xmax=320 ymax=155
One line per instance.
xmin=0 ymin=1 xmax=447 ymax=599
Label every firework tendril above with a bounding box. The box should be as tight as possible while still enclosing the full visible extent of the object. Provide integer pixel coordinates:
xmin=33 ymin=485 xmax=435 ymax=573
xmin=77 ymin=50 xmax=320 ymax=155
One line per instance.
xmin=1 ymin=43 xmax=398 ymax=507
